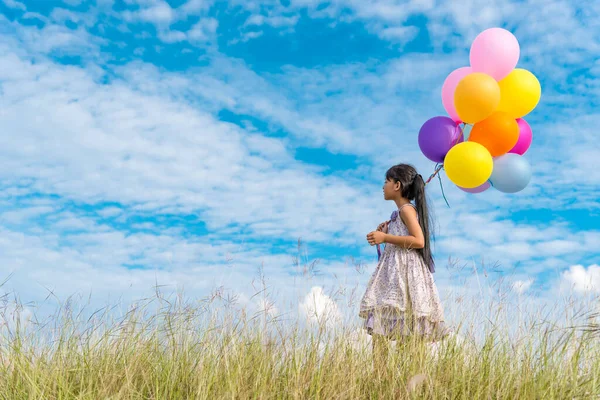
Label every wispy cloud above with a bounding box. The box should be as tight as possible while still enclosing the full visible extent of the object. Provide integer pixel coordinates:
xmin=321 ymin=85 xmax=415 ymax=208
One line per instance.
xmin=2 ymin=0 xmax=26 ymax=11
xmin=0 ymin=33 xmax=387 ymax=247
xmin=0 ymin=0 xmax=598 ymax=330
xmin=244 ymin=14 xmax=299 ymax=29
xmin=117 ymin=0 xmax=218 ymax=45
xmin=561 ymin=264 xmax=600 ymax=294
xmin=1 ymin=15 xmax=105 ymax=59
xmin=299 ymin=286 xmax=341 ymax=328
xmin=179 ymin=0 xmax=213 ymax=16
xmin=187 ymin=17 xmax=218 ymax=43
xmin=512 ymin=279 xmax=534 ymax=295
xmin=49 ymin=7 xmax=97 ymax=27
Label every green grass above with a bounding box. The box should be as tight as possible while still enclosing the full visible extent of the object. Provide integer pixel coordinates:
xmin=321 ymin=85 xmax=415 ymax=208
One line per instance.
xmin=0 ymin=285 xmax=598 ymax=400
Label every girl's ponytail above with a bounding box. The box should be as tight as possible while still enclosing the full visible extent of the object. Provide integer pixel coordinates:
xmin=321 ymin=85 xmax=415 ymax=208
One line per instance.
xmin=411 ymin=174 xmax=435 ymax=273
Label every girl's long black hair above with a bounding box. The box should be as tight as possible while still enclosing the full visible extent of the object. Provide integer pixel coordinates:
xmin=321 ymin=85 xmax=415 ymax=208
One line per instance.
xmin=385 ymin=163 xmax=435 ymax=272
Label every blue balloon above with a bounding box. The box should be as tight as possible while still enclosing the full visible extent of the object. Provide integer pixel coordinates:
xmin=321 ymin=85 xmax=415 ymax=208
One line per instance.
xmin=490 ymin=154 xmax=531 ymax=193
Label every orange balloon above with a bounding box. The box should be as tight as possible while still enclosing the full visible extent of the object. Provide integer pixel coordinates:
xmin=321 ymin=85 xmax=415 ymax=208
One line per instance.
xmin=468 ymin=112 xmax=519 ymax=157
xmin=454 ymin=73 xmax=500 ymax=124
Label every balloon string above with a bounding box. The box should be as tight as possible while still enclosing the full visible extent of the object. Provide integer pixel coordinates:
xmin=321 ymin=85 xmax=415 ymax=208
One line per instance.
xmin=425 ymin=163 xmax=444 ymax=185
xmin=455 ymin=122 xmax=467 ymax=145
xmin=426 ymin=164 xmax=450 ymax=207
xmin=438 ymin=169 xmax=450 ymax=207
xmin=431 ymin=121 xmax=465 ymax=207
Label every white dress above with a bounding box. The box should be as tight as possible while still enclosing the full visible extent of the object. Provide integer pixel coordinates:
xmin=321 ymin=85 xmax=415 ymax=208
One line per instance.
xmin=359 ymin=204 xmax=450 ymax=341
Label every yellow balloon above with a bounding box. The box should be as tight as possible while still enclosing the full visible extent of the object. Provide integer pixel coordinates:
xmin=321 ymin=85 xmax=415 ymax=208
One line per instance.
xmin=454 ymin=73 xmax=501 ymax=124
xmin=497 ymin=69 xmax=541 ymax=118
xmin=444 ymin=142 xmax=493 ymax=188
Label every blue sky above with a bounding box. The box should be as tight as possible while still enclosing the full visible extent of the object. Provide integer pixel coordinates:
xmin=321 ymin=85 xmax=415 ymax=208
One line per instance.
xmin=0 ymin=0 xmax=599 ymax=329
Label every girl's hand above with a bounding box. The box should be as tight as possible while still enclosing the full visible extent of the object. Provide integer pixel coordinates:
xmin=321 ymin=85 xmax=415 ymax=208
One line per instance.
xmin=366 ymin=231 xmax=386 ymax=246
xmin=376 ymin=221 xmax=389 ymax=234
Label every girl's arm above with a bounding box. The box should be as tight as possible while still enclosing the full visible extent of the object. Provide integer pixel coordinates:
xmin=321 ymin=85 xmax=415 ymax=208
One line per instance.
xmin=383 ymin=206 xmax=425 ymax=249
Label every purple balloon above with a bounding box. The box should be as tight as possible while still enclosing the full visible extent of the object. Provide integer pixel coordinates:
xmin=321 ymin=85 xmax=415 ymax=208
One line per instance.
xmin=459 ymin=181 xmax=491 ymax=194
xmin=418 ymin=116 xmax=464 ymax=163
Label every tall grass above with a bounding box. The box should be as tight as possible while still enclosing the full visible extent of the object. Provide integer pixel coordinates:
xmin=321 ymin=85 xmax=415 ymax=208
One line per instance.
xmin=0 ymin=259 xmax=598 ymax=399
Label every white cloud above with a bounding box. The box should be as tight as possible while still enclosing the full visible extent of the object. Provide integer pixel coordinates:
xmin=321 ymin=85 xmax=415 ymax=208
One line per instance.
xmin=512 ymin=279 xmax=533 ymax=294
xmin=561 ymin=264 xmax=600 ymax=294
xmin=179 ymin=0 xmax=214 ymax=16
xmin=2 ymin=0 xmax=25 ymax=11
xmin=244 ymin=14 xmax=299 ymax=29
xmin=0 ymin=206 xmax=56 ymax=225
xmin=0 ymin=215 xmax=293 ymax=312
xmin=187 ymin=18 xmax=218 ymax=42
xmin=226 ymin=0 xmax=600 ymax=101
xmin=143 ymin=3 xmax=174 ymax=25
xmin=122 ymin=1 xmax=175 ymax=26
xmin=2 ymin=17 xmax=104 ymax=58
xmin=434 ymin=209 xmax=598 ymax=270
xmin=0 ymin=203 xmax=370 ymax=327
xmin=9 ymin=2 xmax=597 ymax=203
xmin=535 ymin=240 xmax=580 ymax=257
xmin=0 ymin=45 xmax=393 ymax=246
xmin=158 ymin=29 xmax=187 ymax=43
xmin=228 ymin=0 xmax=422 ymax=43
xmin=21 ymin=12 xmax=49 ymax=24
xmin=378 ymin=25 xmax=419 ymax=42
xmin=0 ymin=3 xmax=599 ymax=337
xmin=298 ymin=286 xmax=341 ymax=328
xmin=50 ymin=7 xmax=97 ymax=27
xmin=3 ymin=19 xmax=597 ymax=282
xmin=96 ymin=207 xmax=123 ymax=218
xmin=257 ymin=297 xmax=278 ymax=317
xmin=229 ymin=31 xmax=264 ymax=45
xmin=118 ymin=0 xmax=219 ymax=44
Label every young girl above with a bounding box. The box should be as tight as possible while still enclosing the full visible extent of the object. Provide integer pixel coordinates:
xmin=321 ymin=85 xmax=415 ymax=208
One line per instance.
xmin=359 ymin=164 xmax=449 ymax=358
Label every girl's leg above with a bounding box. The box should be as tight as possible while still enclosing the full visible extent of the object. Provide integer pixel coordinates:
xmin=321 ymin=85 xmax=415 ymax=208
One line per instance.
xmin=395 ymin=318 xmax=427 ymax=372
xmin=372 ymin=334 xmax=389 ymax=377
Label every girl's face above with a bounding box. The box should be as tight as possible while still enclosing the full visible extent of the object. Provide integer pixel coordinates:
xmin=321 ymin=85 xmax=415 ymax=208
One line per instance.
xmin=383 ymin=178 xmax=400 ymax=200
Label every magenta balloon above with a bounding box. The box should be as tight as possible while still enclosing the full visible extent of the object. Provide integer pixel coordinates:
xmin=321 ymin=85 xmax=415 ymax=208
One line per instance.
xmin=459 ymin=181 xmax=491 ymax=194
xmin=418 ymin=116 xmax=464 ymax=163
xmin=509 ymin=118 xmax=533 ymax=155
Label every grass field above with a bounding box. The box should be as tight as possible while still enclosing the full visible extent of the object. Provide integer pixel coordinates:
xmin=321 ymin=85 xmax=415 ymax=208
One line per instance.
xmin=0 ymin=261 xmax=598 ymax=399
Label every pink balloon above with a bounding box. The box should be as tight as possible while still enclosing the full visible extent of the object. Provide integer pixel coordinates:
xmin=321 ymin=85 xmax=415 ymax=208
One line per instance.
xmin=469 ymin=28 xmax=520 ymax=81
xmin=509 ymin=118 xmax=533 ymax=155
xmin=441 ymin=67 xmax=472 ymax=122
xmin=459 ymin=181 xmax=491 ymax=194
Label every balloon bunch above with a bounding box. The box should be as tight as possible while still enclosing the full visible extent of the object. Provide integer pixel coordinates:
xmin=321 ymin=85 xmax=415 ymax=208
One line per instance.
xmin=418 ymin=28 xmax=541 ymax=194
